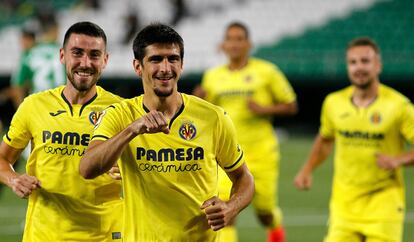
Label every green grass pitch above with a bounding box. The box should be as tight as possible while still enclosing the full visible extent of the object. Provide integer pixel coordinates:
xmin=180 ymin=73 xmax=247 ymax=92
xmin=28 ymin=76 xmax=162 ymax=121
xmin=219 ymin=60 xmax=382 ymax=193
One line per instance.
xmin=0 ymin=135 xmax=413 ymax=241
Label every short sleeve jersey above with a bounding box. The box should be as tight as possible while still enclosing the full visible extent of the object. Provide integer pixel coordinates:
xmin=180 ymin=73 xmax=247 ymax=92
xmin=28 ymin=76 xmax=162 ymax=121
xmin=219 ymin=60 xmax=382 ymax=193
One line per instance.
xmin=202 ymin=58 xmax=296 ymax=150
xmin=92 ymin=93 xmax=244 ymax=242
xmin=3 ymin=86 xmax=123 ymax=241
xmin=320 ymin=84 xmax=414 ymax=221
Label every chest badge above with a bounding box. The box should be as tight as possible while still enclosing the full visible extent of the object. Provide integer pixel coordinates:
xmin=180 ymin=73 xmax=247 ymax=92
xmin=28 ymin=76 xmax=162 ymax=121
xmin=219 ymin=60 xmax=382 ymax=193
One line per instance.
xmin=370 ymin=112 xmax=382 ymax=124
xmin=179 ymin=121 xmax=197 ymax=140
xmin=89 ymin=111 xmax=105 ymax=127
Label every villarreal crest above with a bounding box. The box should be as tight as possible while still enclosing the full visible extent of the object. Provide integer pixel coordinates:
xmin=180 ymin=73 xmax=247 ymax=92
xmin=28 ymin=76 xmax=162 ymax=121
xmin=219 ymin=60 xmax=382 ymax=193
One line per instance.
xmin=179 ymin=121 xmax=197 ymax=140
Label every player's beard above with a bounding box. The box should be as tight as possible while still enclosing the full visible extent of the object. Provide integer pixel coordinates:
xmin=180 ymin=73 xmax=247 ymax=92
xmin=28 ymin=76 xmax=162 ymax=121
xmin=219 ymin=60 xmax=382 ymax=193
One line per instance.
xmin=67 ymin=68 xmax=99 ymax=92
xmin=154 ymin=87 xmax=174 ymax=97
xmin=67 ymin=68 xmax=100 ymax=92
xmin=350 ymin=71 xmax=375 ymax=90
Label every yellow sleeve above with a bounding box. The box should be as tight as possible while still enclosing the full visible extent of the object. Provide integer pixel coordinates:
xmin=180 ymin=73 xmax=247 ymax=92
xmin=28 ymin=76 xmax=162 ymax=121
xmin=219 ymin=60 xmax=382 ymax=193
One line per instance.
xmin=3 ymin=97 xmax=32 ymax=149
xmin=399 ymin=100 xmax=414 ymax=143
xmin=268 ymin=66 xmax=296 ymax=103
xmin=319 ymin=96 xmax=335 ymax=138
xmin=91 ymin=104 xmax=125 ymax=141
xmin=215 ymin=109 xmax=244 ymax=172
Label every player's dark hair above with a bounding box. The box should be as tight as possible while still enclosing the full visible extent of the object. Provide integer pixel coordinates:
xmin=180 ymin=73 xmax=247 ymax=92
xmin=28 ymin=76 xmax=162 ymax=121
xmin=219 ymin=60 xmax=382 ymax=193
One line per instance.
xmin=132 ymin=23 xmax=184 ymax=64
xmin=225 ymin=21 xmax=250 ymax=40
xmin=63 ymin=21 xmax=107 ymax=48
xmin=347 ymin=37 xmax=380 ymax=55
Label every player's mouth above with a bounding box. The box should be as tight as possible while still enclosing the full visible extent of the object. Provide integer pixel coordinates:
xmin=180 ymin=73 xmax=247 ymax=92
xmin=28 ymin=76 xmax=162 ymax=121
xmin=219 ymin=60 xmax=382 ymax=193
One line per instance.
xmin=353 ymin=71 xmax=368 ymax=79
xmin=75 ymin=69 xmax=94 ymax=78
xmin=156 ymin=75 xmax=174 ymax=84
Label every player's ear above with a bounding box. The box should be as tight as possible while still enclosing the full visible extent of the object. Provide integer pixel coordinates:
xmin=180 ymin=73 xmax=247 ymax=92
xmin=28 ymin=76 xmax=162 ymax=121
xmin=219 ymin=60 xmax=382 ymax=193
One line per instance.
xmin=59 ymin=48 xmax=65 ymax=64
xmin=133 ymin=59 xmax=142 ymax=77
xmin=102 ymin=52 xmax=109 ymax=68
xmin=219 ymin=42 xmax=225 ymax=53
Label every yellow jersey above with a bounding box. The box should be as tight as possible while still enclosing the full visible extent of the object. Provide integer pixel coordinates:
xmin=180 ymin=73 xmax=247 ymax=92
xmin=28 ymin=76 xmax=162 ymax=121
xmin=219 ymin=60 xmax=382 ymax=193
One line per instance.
xmin=202 ymin=58 xmax=296 ymax=159
xmin=92 ymin=93 xmax=244 ymax=242
xmin=320 ymin=84 xmax=414 ymax=221
xmin=3 ymin=86 xmax=123 ymax=241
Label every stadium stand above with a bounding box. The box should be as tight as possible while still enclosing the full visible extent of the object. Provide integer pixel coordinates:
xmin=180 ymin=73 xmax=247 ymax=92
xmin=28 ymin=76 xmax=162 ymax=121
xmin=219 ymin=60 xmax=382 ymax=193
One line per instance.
xmin=255 ymin=0 xmax=414 ymax=82
xmin=0 ymin=0 xmax=382 ymax=78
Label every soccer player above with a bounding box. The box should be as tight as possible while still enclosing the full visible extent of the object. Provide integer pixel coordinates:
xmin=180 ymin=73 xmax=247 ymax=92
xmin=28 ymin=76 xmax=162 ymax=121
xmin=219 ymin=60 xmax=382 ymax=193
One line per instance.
xmin=0 ymin=27 xmax=36 ymax=109
xmin=294 ymin=37 xmax=414 ymax=242
xmin=11 ymin=15 xmax=66 ymax=106
xmin=0 ymin=21 xmax=123 ymax=241
xmin=193 ymin=21 xmax=297 ymax=242
xmin=79 ymin=23 xmax=255 ymax=242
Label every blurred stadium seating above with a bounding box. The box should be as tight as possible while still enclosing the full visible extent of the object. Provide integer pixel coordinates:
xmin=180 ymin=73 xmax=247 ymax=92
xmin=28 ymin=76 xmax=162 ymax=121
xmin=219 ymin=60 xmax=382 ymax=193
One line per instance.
xmin=0 ymin=0 xmax=390 ymax=78
xmin=0 ymin=0 xmax=413 ymax=125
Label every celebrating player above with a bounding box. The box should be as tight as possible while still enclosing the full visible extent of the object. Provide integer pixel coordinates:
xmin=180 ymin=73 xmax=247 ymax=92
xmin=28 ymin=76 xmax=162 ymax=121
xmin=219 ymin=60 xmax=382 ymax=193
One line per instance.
xmin=80 ymin=23 xmax=255 ymax=241
xmin=194 ymin=21 xmax=297 ymax=242
xmin=294 ymin=37 xmax=414 ymax=242
xmin=0 ymin=22 xmax=123 ymax=241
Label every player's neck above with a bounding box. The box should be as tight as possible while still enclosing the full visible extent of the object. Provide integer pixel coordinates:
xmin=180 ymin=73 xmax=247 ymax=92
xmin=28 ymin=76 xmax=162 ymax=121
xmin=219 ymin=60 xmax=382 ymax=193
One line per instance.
xmin=352 ymin=81 xmax=379 ymax=108
xmin=143 ymin=92 xmax=183 ymax=119
xmin=228 ymin=57 xmax=248 ymax=71
xmin=63 ymin=85 xmax=97 ymax=105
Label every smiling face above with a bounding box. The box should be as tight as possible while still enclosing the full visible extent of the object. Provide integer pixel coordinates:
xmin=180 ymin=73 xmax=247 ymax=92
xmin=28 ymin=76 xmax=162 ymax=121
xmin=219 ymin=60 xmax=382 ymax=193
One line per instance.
xmin=133 ymin=43 xmax=183 ymax=97
xmin=222 ymin=25 xmax=251 ymax=62
xmin=60 ymin=33 xmax=108 ymax=92
xmin=346 ymin=45 xmax=382 ymax=89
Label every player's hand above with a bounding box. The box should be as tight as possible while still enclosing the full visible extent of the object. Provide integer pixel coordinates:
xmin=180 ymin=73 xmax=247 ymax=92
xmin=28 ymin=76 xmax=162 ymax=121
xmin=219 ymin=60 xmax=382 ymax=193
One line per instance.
xmin=129 ymin=110 xmax=170 ymax=135
xmin=376 ymin=153 xmax=401 ymax=170
xmin=200 ymin=196 xmax=236 ymax=231
xmin=108 ymin=163 xmax=121 ymax=180
xmin=247 ymin=99 xmax=267 ymax=115
xmin=294 ymin=170 xmax=312 ymax=190
xmin=9 ymin=174 xmax=41 ymax=199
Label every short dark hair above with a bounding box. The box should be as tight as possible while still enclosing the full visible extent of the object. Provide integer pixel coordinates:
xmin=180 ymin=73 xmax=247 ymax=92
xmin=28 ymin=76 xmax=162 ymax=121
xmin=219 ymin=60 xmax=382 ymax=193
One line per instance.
xmin=63 ymin=21 xmax=107 ymax=48
xmin=22 ymin=29 xmax=36 ymax=40
xmin=132 ymin=23 xmax=184 ymax=64
xmin=225 ymin=21 xmax=249 ymax=40
xmin=347 ymin=37 xmax=380 ymax=55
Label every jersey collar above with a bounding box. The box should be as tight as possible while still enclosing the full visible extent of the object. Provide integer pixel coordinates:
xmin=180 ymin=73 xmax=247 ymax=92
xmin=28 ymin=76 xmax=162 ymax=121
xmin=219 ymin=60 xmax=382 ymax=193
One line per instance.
xmin=61 ymin=91 xmax=98 ymax=116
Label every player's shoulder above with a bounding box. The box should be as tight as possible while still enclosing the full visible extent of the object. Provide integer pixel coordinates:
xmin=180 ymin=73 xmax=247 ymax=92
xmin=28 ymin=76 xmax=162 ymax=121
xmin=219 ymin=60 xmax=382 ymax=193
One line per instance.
xmin=183 ymin=93 xmax=226 ymax=119
xmin=324 ymin=86 xmax=353 ymax=104
xmin=107 ymin=94 xmax=142 ymax=112
xmin=379 ymin=84 xmax=410 ymax=104
xmin=249 ymin=58 xmax=281 ymax=72
xmin=249 ymin=57 xmax=276 ymax=68
xmin=96 ymin=86 xmax=123 ymax=103
xmin=205 ymin=64 xmax=227 ymax=76
xmin=24 ymin=86 xmax=64 ymax=102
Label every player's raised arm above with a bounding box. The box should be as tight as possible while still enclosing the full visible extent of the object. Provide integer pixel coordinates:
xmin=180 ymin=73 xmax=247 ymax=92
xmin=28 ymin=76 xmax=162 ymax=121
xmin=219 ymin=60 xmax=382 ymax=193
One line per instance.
xmin=0 ymin=142 xmax=41 ymax=198
xmin=201 ymin=163 xmax=254 ymax=231
xmin=80 ymin=110 xmax=169 ymax=179
xmin=294 ymin=134 xmax=334 ymax=190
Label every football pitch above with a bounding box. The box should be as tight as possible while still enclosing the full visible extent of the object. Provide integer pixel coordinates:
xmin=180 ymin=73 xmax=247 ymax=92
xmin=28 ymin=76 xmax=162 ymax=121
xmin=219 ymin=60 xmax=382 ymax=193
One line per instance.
xmin=0 ymin=135 xmax=413 ymax=241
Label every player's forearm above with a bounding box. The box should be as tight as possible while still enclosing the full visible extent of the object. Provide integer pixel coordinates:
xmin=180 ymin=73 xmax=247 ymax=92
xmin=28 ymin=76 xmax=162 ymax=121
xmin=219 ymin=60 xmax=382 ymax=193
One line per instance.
xmin=80 ymin=126 xmax=136 ymax=179
xmin=0 ymin=143 xmax=21 ymax=187
xmin=394 ymin=149 xmax=414 ymax=166
xmin=263 ymin=102 xmax=298 ymax=116
xmin=0 ymin=159 xmax=18 ymax=187
xmin=301 ymin=134 xmax=333 ymax=174
xmin=227 ymin=164 xmax=254 ymax=216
